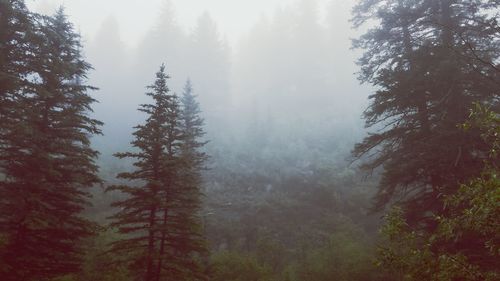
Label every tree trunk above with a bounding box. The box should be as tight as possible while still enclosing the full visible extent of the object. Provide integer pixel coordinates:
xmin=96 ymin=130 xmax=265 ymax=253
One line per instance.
xmin=145 ymin=204 xmax=158 ymax=281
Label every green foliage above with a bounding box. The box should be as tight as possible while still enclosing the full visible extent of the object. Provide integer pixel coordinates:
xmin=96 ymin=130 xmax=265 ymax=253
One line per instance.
xmin=463 ymin=102 xmax=500 ymax=160
xmin=376 ymin=207 xmax=436 ymax=280
xmin=0 ymin=0 xmax=33 ymax=109
xmin=0 ymin=3 xmax=102 ymax=280
xmin=207 ymin=214 xmax=384 ymax=281
xmin=352 ymin=0 xmax=500 ymax=224
xmin=76 ymin=230 xmax=133 ymax=281
xmin=376 ymin=105 xmax=500 ymax=281
xmin=107 ymin=66 xmax=208 ymax=280
xmin=287 ymin=226 xmax=380 ymax=281
xmin=255 ymin=237 xmax=287 ymax=271
xmin=210 ymin=251 xmax=273 ymax=281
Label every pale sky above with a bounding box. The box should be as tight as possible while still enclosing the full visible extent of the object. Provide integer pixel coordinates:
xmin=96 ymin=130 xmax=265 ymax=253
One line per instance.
xmin=27 ymin=0 xmax=342 ymax=48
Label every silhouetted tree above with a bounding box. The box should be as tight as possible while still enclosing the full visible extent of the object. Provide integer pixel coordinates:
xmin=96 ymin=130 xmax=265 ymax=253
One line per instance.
xmin=180 ymin=79 xmax=207 ymax=168
xmin=377 ymin=104 xmax=499 ymax=280
xmin=0 ymin=6 xmax=102 ymax=280
xmin=107 ymin=65 xmax=179 ymax=281
xmin=108 ymin=68 xmax=208 ymax=281
xmin=152 ymin=79 xmax=208 ymax=281
xmin=162 ymin=79 xmax=208 ymax=280
xmin=352 ymin=0 xmax=500 ymax=225
xmin=0 ymin=0 xmax=34 ymax=168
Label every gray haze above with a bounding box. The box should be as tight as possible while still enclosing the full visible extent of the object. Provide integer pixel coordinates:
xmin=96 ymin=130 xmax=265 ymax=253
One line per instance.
xmin=30 ymin=0 xmax=371 ymax=173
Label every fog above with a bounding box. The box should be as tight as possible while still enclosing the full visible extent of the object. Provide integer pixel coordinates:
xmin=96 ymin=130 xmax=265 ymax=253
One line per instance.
xmin=21 ymin=0 xmax=377 ymax=277
xmin=6 ymin=0 xmax=498 ymax=279
xmin=27 ymin=1 xmax=376 ymax=248
xmin=29 ymin=0 xmax=335 ymax=46
xmin=29 ymin=0 xmax=370 ymax=167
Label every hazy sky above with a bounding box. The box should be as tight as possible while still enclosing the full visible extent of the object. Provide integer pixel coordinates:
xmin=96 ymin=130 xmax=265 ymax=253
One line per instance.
xmin=27 ymin=0 xmax=345 ymax=48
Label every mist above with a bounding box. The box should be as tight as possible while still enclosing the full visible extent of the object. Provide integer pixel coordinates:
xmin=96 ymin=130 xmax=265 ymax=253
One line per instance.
xmin=32 ymin=0 xmax=368 ymax=156
xmin=3 ymin=0 xmax=498 ymax=280
xmin=30 ymin=0 xmax=371 ymax=180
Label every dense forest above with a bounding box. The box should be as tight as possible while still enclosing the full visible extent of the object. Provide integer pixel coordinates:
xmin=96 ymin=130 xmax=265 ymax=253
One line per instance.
xmin=0 ymin=0 xmax=499 ymax=280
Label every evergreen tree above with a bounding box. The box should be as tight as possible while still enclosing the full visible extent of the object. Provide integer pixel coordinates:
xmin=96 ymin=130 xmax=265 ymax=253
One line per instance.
xmin=165 ymin=79 xmax=208 ymax=280
xmin=108 ymin=68 xmax=208 ymax=281
xmin=0 ymin=7 xmax=102 ymax=281
xmin=180 ymin=79 xmax=207 ymax=171
xmin=352 ymin=0 xmax=500 ymax=225
xmin=377 ymin=105 xmax=499 ymax=280
xmin=152 ymin=81 xmax=208 ymax=280
xmin=0 ymin=0 xmax=34 ymax=170
xmin=107 ymin=65 xmax=178 ymax=281
xmin=0 ymin=0 xmax=33 ymax=96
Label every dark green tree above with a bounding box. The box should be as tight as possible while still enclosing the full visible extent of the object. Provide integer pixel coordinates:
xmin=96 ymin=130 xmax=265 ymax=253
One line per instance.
xmin=151 ymin=79 xmax=208 ymax=281
xmin=108 ymin=69 xmax=208 ymax=281
xmin=179 ymin=79 xmax=207 ymax=167
xmin=107 ymin=65 xmax=179 ymax=281
xmin=376 ymin=105 xmax=499 ymax=281
xmin=162 ymin=79 xmax=208 ymax=280
xmin=0 ymin=6 xmax=102 ymax=281
xmin=0 ymin=0 xmax=35 ymax=169
xmin=352 ymin=0 xmax=500 ymax=225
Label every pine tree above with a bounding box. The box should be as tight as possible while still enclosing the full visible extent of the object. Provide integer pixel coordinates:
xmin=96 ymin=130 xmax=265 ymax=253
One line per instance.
xmin=0 ymin=0 xmax=35 ymax=170
xmin=161 ymin=79 xmax=208 ymax=280
xmin=352 ymin=0 xmax=500 ymax=225
xmin=0 ymin=0 xmax=33 ymax=96
xmin=180 ymin=79 xmax=207 ymax=171
xmin=0 ymin=7 xmax=102 ymax=281
xmin=377 ymin=105 xmax=500 ymax=280
xmin=152 ymin=80 xmax=208 ymax=280
xmin=108 ymin=67 xmax=208 ymax=281
xmin=107 ymin=65 xmax=178 ymax=281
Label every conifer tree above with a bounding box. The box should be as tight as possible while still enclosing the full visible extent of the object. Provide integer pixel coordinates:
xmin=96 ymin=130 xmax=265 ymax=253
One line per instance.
xmin=0 ymin=0 xmax=34 ymax=169
xmin=0 ymin=7 xmax=102 ymax=281
xmin=352 ymin=0 xmax=500 ymax=224
xmin=107 ymin=65 xmax=178 ymax=281
xmin=159 ymin=79 xmax=208 ymax=280
xmin=180 ymin=79 xmax=208 ymax=174
xmin=0 ymin=0 xmax=33 ymax=95
xmin=108 ymin=68 xmax=208 ymax=281
xmin=377 ymin=105 xmax=500 ymax=280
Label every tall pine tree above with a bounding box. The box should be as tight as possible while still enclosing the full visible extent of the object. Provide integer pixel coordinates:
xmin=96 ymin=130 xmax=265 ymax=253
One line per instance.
xmin=163 ymin=79 xmax=208 ymax=280
xmin=108 ymin=68 xmax=208 ymax=281
xmin=352 ymin=0 xmax=500 ymax=225
xmin=0 ymin=6 xmax=102 ymax=281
